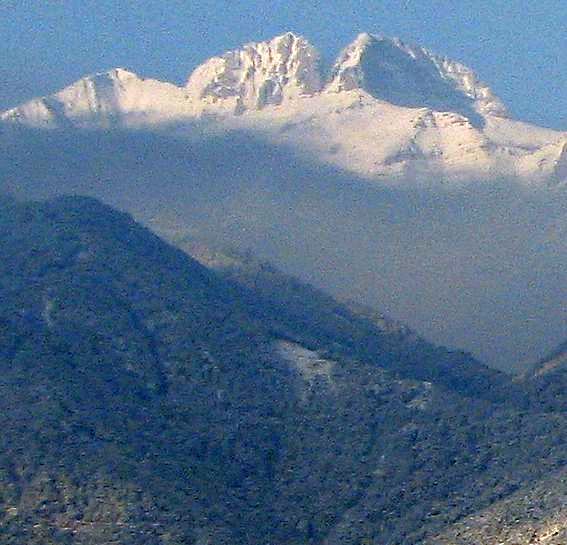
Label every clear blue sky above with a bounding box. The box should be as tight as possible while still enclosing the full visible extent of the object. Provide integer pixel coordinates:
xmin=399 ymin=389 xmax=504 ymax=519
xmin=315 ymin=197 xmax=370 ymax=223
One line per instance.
xmin=1 ymin=0 xmax=565 ymax=129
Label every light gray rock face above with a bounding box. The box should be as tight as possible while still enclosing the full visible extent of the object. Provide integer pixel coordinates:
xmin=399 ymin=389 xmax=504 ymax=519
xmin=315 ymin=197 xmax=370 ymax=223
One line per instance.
xmin=425 ymin=468 xmax=567 ymax=545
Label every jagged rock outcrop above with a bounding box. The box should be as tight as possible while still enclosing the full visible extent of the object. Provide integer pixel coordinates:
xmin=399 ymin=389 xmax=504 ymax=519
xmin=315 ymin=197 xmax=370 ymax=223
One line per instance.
xmin=185 ymin=32 xmax=321 ymax=113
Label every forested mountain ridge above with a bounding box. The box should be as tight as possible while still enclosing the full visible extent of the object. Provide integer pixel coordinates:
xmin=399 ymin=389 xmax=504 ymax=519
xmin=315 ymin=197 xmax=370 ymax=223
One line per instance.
xmin=0 ymin=195 xmax=565 ymax=544
xmin=161 ymin=234 xmax=517 ymax=402
xmin=521 ymin=341 xmax=567 ymax=412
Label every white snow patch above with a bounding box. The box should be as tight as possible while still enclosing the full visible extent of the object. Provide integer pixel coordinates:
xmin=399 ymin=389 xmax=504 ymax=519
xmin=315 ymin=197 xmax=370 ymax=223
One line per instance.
xmin=42 ymin=297 xmax=55 ymax=328
xmin=275 ymin=340 xmax=335 ymax=392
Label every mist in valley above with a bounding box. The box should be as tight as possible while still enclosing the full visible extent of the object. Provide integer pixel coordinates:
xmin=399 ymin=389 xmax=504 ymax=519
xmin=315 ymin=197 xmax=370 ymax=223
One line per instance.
xmin=1 ymin=127 xmax=565 ymax=372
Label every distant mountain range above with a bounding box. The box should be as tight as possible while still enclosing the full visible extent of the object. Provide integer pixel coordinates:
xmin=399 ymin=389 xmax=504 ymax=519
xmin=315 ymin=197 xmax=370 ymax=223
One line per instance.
xmin=0 ymin=194 xmax=566 ymax=544
xmin=2 ymin=32 xmax=566 ymax=187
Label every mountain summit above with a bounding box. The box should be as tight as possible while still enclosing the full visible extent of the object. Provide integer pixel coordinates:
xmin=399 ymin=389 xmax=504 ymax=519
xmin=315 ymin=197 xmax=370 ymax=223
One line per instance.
xmin=185 ymin=32 xmax=322 ymax=112
xmin=0 ymin=31 xmax=508 ymax=122
xmin=327 ymin=33 xmax=507 ymax=123
xmin=0 ymin=67 xmax=193 ymax=128
xmin=2 ymin=31 xmax=566 ymax=186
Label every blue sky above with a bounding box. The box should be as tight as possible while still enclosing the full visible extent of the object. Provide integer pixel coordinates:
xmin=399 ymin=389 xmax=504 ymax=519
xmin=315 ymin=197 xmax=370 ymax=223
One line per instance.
xmin=1 ymin=0 xmax=565 ymax=129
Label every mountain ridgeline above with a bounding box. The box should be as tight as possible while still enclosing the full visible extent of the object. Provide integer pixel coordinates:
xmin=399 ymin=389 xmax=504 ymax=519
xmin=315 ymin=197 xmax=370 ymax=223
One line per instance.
xmin=0 ymin=195 xmax=566 ymax=545
xmin=0 ymin=26 xmax=566 ymax=545
xmin=2 ymin=32 xmax=565 ymax=186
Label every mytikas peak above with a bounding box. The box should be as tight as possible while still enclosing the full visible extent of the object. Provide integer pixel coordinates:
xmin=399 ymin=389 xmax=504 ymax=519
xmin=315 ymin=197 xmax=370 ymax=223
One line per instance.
xmin=2 ymin=32 xmax=566 ymax=187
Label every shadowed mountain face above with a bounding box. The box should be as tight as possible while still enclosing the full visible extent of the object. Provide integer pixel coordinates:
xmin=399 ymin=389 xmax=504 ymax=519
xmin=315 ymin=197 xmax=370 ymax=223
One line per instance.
xmin=1 ymin=128 xmax=566 ymax=371
xmin=362 ymin=41 xmax=469 ymax=106
xmin=329 ymin=34 xmax=492 ymax=127
xmin=0 ymin=195 xmax=565 ymax=545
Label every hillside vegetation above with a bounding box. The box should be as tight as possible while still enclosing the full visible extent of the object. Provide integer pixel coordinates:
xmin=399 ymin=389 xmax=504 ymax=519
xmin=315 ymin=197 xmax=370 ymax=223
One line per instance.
xmin=0 ymin=196 xmax=565 ymax=544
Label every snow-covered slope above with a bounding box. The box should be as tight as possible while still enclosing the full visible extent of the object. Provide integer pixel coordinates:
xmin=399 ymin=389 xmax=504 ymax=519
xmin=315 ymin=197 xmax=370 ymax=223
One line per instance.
xmin=2 ymin=32 xmax=566 ymax=187
xmin=0 ymin=68 xmax=194 ymax=128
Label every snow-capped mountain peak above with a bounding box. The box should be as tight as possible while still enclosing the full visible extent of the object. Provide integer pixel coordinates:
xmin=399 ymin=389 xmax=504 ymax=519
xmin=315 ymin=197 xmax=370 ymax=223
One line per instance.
xmin=185 ymin=32 xmax=322 ymax=113
xmin=326 ymin=32 xmax=507 ymax=123
xmin=1 ymin=67 xmax=193 ymax=128
xmin=1 ymin=31 xmax=565 ymax=188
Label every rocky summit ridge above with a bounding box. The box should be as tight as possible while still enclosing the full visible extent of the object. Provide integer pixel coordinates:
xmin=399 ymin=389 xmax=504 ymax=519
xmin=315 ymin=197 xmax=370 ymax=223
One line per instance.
xmin=2 ymin=31 xmax=566 ymax=187
xmin=0 ymin=31 xmax=507 ymax=120
xmin=186 ymin=32 xmax=322 ymax=112
xmin=327 ymin=32 xmax=508 ymax=120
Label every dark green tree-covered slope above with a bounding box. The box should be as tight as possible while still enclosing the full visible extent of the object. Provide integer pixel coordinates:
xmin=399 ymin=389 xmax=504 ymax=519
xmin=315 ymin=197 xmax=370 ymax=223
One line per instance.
xmin=164 ymin=235 xmax=516 ymax=403
xmin=0 ymin=196 xmax=565 ymax=545
xmin=2 ymin=128 xmax=566 ymax=372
